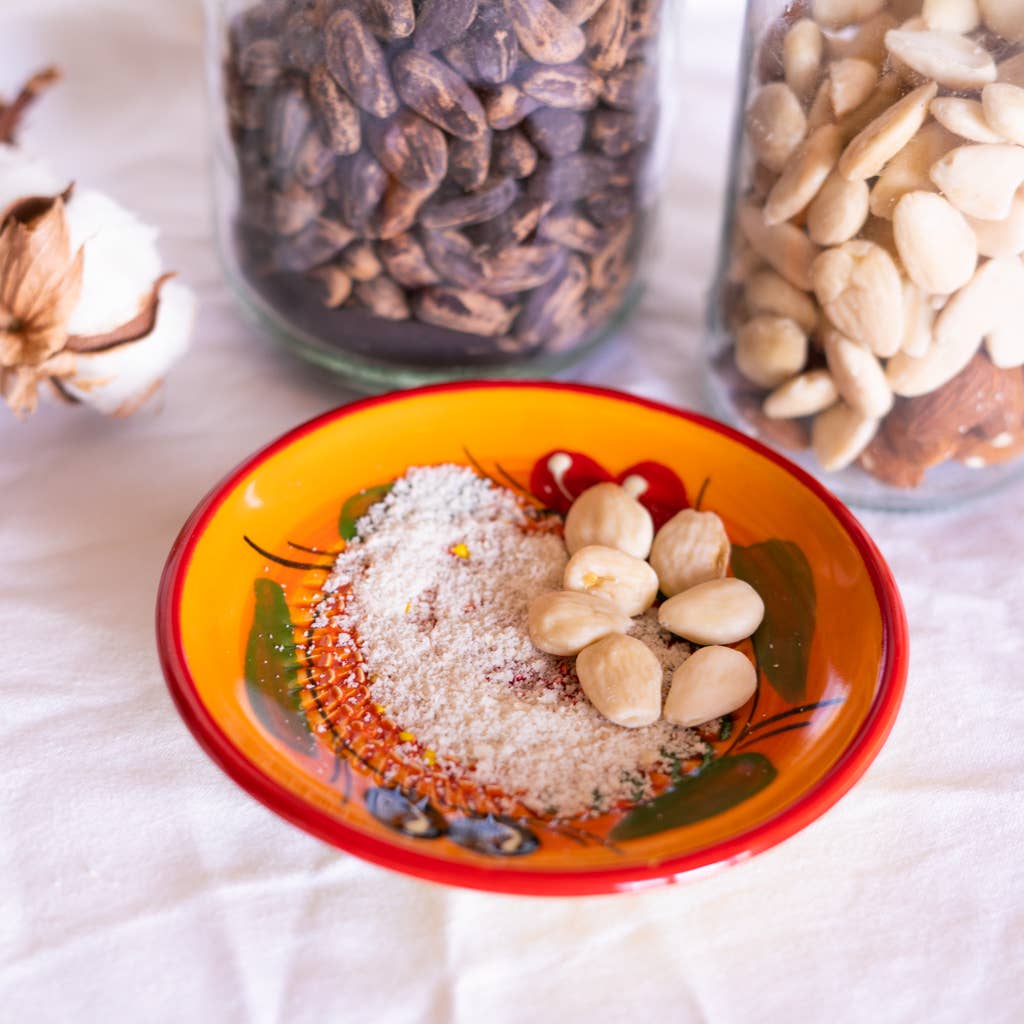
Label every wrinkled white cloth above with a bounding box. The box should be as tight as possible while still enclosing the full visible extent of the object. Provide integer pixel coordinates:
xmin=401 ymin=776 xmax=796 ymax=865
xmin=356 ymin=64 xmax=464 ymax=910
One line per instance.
xmin=2 ymin=2 xmax=1023 ymax=1022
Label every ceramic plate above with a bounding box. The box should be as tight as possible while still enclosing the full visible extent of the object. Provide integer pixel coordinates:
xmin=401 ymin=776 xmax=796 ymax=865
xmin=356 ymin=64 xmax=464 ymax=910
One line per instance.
xmin=157 ymin=382 xmax=908 ymax=896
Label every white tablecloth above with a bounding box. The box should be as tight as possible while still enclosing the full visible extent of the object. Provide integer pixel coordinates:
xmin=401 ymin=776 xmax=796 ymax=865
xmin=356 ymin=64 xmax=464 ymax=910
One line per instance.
xmin=2 ymin=2 xmax=1022 ymax=1021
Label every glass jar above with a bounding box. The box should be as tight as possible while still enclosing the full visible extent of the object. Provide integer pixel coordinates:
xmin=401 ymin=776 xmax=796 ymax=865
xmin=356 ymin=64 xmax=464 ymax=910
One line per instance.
xmin=707 ymin=0 xmax=1024 ymax=510
xmin=205 ymin=0 xmax=681 ymax=391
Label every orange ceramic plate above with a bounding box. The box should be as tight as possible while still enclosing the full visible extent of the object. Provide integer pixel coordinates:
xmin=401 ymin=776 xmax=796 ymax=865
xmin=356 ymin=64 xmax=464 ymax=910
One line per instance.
xmin=157 ymin=382 xmax=908 ymax=896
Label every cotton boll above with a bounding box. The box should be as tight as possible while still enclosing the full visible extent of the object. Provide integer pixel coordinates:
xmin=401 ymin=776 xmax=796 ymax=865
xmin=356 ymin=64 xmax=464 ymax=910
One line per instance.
xmin=63 ymin=281 xmax=196 ymax=414
xmin=0 ymin=145 xmax=63 ymax=213
xmin=63 ymin=189 xmax=163 ymax=337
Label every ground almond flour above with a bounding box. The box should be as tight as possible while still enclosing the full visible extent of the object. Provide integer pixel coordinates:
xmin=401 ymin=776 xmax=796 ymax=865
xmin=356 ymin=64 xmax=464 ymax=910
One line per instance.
xmin=315 ymin=465 xmax=707 ymax=818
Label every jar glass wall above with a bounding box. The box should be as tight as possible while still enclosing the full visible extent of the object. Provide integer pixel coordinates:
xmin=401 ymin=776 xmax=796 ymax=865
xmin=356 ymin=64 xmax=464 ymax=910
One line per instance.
xmin=205 ymin=0 xmax=681 ymax=391
xmin=707 ymin=0 xmax=1024 ymax=510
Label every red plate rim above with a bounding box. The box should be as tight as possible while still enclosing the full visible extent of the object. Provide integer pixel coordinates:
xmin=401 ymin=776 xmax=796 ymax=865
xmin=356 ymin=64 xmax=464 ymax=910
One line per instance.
xmin=156 ymin=380 xmax=909 ymax=897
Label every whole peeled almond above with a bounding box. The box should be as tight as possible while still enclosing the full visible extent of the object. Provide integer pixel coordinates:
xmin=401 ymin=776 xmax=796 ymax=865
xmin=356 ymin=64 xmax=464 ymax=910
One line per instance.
xmin=965 ymin=192 xmax=1024 ymax=257
xmin=564 ymin=482 xmax=654 ymax=559
xmin=982 ymin=83 xmax=1024 ymax=146
xmin=869 ymin=120 xmax=958 ymax=219
xmin=930 ymin=97 xmax=1005 ymax=144
xmin=922 ymin=0 xmax=981 ymax=33
xmin=663 ymin=646 xmax=757 ymax=728
xmin=812 ymin=400 xmax=880 ymax=470
xmin=658 ymin=578 xmax=765 ymax=647
xmin=784 ymin=18 xmax=824 ymax=102
xmin=886 ymin=328 xmax=981 ymax=396
xmin=884 ymin=28 xmax=997 ymax=91
xmin=899 ymin=280 xmax=935 ymax=358
xmin=806 ymin=170 xmax=870 ymax=245
xmin=824 ymin=329 xmax=894 ymax=418
xmin=812 ymin=239 xmax=904 ymax=357
xmin=930 ymin=144 xmax=1024 ymax=221
xmin=564 ymin=545 xmax=659 ymax=617
xmin=839 ymin=80 xmax=937 ymax=181
xmin=764 ymin=124 xmax=843 ymax=226
xmin=836 ymin=70 xmax=902 ymax=144
xmin=576 ymin=633 xmax=662 ymax=728
xmin=812 ymin=0 xmax=887 ymax=30
xmin=738 ymin=203 xmax=820 ymax=291
xmin=735 ymin=315 xmax=809 ymax=389
xmin=828 ymin=58 xmax=878 ymax=118
xmin=744 ymin=269 xmax=819 ymax=332
xmin=763 ymin=369 xmax=839 ymax=419
xmin=527 ymin=590 xmax=630 ymax=656
xmin=893 ymin=191 xmax=978 ymax=294
xmin=649 ymin=509 xmax=730 ymax=598
xmin=746 ymin=82 xmax=808 ymax=173
xmin=935 ymin=256 xmax=1024 ymax=369
xmin=824 ymin=10 xmax=897 ymax=64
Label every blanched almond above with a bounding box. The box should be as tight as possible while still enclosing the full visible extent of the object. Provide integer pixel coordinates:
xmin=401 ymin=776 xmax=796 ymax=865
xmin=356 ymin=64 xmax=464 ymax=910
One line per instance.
xmin=564 ymin=482 xmax=654 ymax=559
xmin=886 ymin=330 xmax=982 ymax=395
xmin=922 ymin=0 xmax=981 ymax=32
xmin=806 ymin=80 xmax=835 ymax=133
xmin=980 ymin=0 xmax=1024 ymax=42
xmin=829 ymin=58 xmax=878 ymax=118
xmin=663 ymin=646 xmax=757 ymax=728
xmin=900 ymin=280 xmax=936 ymax=357
xmin=887 ymin=256 xmax=1024 ymax=394
xmin=812 ymin=239 xmax=904 ymax=356
xmin=836 ymin=71 xmax=902 ymax=144
xmin=527 ymin=590 xmax=631 ymax=656
xmin=981 ymin=83 xmax=1024 ymax=147
xmin=869 ymin=121 xmax=958 ymax=219
xmin=930 ymin=97 xmax=1005 ymax=144
xmin=930 ymin=144 xmax=1024 ymax=221
xmin=935 ymin=256 xmax=1024 ymax=368
xmin=563 ymin=545 xmax=659 ymax=617
xmin=764 ymin=125 xmax=843 ymax=225
xmin=839 ymin=81 xmax=937 ymax=181
xmin=746 ymin=83 xmax=808 ymax=174
xmin=824 ymin=328 xmax=894 ymax=417
xmin=812 ymin=401 xmax=881 ymax=470
xmin=784 ymin=19 xmax=824 ymax=102
xmin=735 ymin=315 xmax=810 ymax=388
xmin=659 ymin=578 xmax=765 ymax=647
xmin=965 ymin=192 xmax=1024 ymax=256
xmin=763 ymin=369 xmax=840 ymax=418
xmin=745 ymin=269 xmax=819 ymax=332
xmin=807 ymin=170 xmax=870 ymax=244
xmin=985 ymin=319 xmax=1024 ymax=368
xmin=813 ymin=0 xmax=888 ymax=30
xmin=892 ymin=190 xmax=978 ymax=294
xmin=738 ymin=203 xmax=821 ymax=291
xmin=649 ymin=509 xmax=730 ymax=599
xmin=576 ymin=634 xmax=662 ymax=728
xmin=884 ymin=27 xmax=997 ymax=90
xmin=824 ymin=10 xmax=897 ymax=63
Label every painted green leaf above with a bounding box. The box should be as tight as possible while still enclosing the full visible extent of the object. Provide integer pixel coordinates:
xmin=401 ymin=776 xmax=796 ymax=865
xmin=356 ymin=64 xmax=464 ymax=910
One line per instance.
xmin=244 ymin=578 xmax=317 ymax=755
xmin=610 ymin=754 xmax=777 ymax=841
xmin=731 ymin=539 xmax=816 ymax=704
xmin=339 ymin=483 xmax=393 ymax=540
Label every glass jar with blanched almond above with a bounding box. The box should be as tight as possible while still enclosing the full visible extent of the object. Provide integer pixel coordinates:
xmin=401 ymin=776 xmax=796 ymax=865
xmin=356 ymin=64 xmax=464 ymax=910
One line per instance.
xmin=706 ymin=0 xmax=1024 ymax=509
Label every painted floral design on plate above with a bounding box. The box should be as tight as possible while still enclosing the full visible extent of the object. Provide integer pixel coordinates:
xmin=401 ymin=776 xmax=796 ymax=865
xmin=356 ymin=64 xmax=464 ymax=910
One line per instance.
xmin=240 ymin=450 xmax=841 ymax=858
